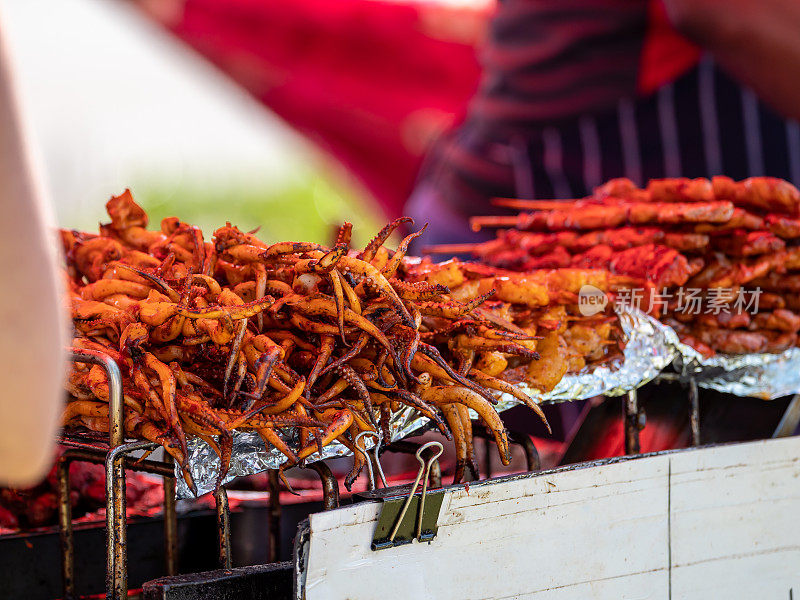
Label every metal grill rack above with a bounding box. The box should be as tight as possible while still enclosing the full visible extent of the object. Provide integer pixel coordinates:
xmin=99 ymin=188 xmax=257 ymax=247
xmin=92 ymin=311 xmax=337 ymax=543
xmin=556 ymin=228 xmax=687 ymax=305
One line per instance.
xmin=626 ymin=374 xmax=800 ymax=455
xmin=59 ymin=349 xmax=342 ymax=599
xmin=65 ymin=349 xmax=748 ymax=598
xmin=624 ymin=378 xmax=701 ymax=455
xmin=59 ymin=349 xmax=183 ymax=600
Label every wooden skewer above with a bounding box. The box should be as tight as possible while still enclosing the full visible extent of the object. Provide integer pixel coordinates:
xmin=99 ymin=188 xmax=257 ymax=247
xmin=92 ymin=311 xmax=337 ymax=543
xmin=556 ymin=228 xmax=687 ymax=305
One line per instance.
xmin=491 ymin=198 xmax=580 ymax=210
xmin=421 ymin=243 xmax=482 ymax=255
xmin=470 ymin=215 xmax=520 ymax=231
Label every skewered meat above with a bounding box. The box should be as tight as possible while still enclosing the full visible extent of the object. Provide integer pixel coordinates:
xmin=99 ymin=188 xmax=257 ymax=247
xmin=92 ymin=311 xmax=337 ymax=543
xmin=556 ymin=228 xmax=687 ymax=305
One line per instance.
xmin=434 ymin=176 xmax=800 ymax=356
xmin=710 ymin=231 xmax=785 ymax=257
xmin=474 ymin=199 xmax=735 ymax=232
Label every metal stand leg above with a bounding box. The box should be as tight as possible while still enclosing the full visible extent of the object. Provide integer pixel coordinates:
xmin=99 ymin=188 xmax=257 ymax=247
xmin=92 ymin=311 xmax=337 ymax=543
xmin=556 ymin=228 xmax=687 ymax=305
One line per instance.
xmin=111 ymin=462 xmax=126 ymax=600
xmin=688 ymin=377 xmax=700 ymax=446
xmin=215 ymin=487 xmax=232 ymax=569
xmin=307 ymin=462 xmax=339 ymax=511
xmin=162 ymin=460 xmax=178 ymax=576
xmin=267 ymin=470 xmax=282 ymax=562
xmin=69 ymin=350 xmax=126 ymax=600
xmin=509 ymin=431 xmax=541 ymax=472
xmin=57 ymin=444 xmax=174 ymax=600
xmin=57 ymin=456 xmax=75 ymax=600
xmin=624 ymin=390 xmax=641 ymax=455
xmin=483 ymin=437 xmax=493 ymax=479
xmin=369 ymin=453 xmax=384 ymax=486
xmin=106 ymin=441 xmax=157 ymax=600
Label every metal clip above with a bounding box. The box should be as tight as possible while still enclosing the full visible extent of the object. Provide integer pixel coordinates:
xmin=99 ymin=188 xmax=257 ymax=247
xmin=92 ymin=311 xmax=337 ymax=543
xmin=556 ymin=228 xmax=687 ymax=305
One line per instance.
xmin=355 ymin=430 xmax=388 ymax=491
xmin=387 ymin=441 xmax=443 ymax=544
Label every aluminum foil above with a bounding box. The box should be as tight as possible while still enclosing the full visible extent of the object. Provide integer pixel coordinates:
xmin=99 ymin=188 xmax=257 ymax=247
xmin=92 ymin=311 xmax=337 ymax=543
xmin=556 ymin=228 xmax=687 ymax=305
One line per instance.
xmin=670 ymin=338 xmax=800 ymax=400
xmin=176 ymin=407 xmax=422 ymax=498
xmin=176 ymin=305 xmax=675 ymax=498
xmin=526 ymin=305 xmax=677 ymax=404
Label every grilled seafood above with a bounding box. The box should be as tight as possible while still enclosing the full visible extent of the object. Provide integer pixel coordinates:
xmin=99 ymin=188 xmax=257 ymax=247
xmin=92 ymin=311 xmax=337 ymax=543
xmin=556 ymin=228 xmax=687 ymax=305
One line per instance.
xmin=63 ymin=191 xmax=626 ymax=487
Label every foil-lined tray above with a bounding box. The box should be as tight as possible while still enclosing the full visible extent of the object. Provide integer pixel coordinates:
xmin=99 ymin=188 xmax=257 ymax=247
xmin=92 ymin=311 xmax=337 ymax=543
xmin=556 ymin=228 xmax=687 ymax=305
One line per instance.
xmin=177 ymin=305 xmax=675 ymax=498
xmin=670 ymin=340 xmax=800 ymax=400
xmin=532 ymin=305 xmax=676 ymax=403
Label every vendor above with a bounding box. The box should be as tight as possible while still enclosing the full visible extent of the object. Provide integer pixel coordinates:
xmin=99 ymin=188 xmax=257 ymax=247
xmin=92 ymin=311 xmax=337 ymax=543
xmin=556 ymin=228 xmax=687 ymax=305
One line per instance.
xmin=407 ymin=0 xmax=800 ymax=246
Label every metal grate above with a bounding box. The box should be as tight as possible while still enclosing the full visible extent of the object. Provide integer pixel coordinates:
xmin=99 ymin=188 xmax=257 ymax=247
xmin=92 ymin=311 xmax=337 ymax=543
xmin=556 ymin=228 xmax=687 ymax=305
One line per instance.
xmin=59 ymin=349 xmax=342 ymax=599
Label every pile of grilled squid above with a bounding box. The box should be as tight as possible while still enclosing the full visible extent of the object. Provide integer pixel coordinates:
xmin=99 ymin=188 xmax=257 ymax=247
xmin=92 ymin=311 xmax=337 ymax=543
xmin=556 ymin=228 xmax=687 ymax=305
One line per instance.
xmin=62 ymin=191 xmax=626 ymax=489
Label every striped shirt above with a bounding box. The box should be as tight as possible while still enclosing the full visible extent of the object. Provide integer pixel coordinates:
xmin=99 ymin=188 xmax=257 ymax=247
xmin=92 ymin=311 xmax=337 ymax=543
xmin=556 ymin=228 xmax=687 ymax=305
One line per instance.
xmin=407 ymin=2 xmax=800 ymax=246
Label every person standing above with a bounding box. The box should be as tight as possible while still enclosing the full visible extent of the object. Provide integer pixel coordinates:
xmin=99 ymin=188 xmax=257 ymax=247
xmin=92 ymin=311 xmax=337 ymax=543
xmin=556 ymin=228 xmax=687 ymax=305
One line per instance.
xmin=407 ymin=0 xmax=800 ymax=246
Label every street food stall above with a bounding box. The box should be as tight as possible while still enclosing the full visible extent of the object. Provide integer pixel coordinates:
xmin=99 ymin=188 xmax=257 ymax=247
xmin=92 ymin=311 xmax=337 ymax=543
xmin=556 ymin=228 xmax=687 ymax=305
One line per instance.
xmin=3 ymin=1 xmax=800 ymax=599
xmin=3 ymin=177 xmax=793 ymax=598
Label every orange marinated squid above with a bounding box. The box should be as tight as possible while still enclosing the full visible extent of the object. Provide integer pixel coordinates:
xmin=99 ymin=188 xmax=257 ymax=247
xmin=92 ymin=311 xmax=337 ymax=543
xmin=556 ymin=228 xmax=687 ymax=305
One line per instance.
xmin=61 ymin=189 xmax=574 ymax=492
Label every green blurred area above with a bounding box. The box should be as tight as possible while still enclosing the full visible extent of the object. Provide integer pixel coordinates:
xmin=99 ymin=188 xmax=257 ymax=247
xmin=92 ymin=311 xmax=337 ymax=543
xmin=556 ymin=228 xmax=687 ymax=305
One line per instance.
xmin=67 ymin=172 xmax=388 ymax=248
xmin=138 ymin=174 xmax=386 ymax=247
